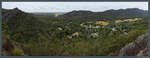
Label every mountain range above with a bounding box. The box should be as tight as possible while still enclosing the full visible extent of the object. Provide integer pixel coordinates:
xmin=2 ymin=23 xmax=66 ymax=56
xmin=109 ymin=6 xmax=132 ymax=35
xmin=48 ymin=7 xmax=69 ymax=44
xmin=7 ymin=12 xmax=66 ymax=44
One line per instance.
xmin=58 ymin=8 xmax=148 ymax=21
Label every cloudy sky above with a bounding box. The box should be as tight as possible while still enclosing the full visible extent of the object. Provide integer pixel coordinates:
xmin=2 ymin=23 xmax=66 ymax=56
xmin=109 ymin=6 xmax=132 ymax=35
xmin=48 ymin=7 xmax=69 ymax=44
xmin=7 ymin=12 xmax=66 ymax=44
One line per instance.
xmin=2 ymin=2 xmax=148 ymax=12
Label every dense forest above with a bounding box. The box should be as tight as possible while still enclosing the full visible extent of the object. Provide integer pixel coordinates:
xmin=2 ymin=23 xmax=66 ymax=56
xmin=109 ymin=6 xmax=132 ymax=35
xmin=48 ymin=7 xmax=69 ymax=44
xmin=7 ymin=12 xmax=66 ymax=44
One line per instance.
xmin=2 ymin=8 xmax=148 ymax=56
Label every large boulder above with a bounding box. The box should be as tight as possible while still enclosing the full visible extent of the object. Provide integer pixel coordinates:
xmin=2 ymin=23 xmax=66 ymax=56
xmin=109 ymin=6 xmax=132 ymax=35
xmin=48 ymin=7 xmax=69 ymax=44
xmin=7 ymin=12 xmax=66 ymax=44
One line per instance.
xmin=119 ymin=33 xmax=148 ymax=56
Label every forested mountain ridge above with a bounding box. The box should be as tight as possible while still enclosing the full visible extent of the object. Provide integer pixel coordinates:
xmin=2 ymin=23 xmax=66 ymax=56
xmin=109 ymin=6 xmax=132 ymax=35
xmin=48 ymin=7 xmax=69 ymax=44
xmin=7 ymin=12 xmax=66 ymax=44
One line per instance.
xmin=2 ymin=8 xmax=22 ymax=22
xmin=2 ymin=8 xmax=48 ymax=56
xmin=59 ymin=8 xmax=148 ymax=21
xmin=2 ymin=8 xmax=47 ymax=42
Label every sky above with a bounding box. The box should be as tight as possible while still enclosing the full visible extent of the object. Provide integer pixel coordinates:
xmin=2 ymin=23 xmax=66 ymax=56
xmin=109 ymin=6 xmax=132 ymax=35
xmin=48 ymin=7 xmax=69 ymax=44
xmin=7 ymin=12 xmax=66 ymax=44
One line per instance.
xmin=2 ymin=2 xmax=148 ymax=13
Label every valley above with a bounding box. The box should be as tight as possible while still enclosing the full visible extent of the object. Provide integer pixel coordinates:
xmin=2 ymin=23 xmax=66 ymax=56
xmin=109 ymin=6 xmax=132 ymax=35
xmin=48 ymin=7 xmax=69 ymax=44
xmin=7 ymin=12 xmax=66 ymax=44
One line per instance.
xmin=2 ymin=8 xmax=148 ymax=56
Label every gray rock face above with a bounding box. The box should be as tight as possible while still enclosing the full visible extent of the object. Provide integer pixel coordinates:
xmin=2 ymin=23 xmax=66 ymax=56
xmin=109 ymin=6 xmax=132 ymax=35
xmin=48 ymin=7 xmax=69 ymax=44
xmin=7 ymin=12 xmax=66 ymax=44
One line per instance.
xmin=135 ymin=33 xmax=148 ymax=48
xmin=136 ymin=48 xmax=148 ymax=56
xmin=119 ymin=33 xmax=148 ymax=56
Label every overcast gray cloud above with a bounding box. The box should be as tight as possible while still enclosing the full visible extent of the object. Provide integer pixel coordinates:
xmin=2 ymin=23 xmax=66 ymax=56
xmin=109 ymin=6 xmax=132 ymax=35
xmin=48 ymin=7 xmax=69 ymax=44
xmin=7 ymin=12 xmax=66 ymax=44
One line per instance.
xmin=2 ymin=2 xmax=148 ymax=12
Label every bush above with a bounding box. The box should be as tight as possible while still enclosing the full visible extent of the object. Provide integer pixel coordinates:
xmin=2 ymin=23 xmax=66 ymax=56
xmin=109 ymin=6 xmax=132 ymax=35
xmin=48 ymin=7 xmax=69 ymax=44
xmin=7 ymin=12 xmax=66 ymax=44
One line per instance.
xmin=11 ymin=49 xmax=22 ymax=56
xmin=108 ymin=52 xmax=118 ymax=56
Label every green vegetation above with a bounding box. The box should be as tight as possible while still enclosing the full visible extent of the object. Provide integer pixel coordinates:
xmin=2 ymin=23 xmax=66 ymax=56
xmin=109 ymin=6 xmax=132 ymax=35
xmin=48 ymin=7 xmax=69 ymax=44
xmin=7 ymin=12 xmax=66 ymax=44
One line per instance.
xmin=2 ymin=8 xmax=148 ymax=56
xmin=11 ymin=49 xmax=22 ymax=56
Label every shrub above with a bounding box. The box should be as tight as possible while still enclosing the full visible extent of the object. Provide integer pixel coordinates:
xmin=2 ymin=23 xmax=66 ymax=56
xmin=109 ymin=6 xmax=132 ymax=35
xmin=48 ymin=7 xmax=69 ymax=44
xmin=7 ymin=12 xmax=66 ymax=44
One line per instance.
xmin=11 ymin=49 xmax=22 ymax=56
xmin=108 ymin=52 xmax=118 ymax=56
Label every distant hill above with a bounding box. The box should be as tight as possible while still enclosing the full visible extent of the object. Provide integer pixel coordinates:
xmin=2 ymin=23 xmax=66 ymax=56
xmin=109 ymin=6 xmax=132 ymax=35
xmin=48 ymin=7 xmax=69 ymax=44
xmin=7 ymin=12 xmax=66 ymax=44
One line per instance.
xmin=2 ymin=8 xmax=46 ymax=40
xmin=31 ymin=12 xmax=66 ymax=16
xmin=59 ymin=8 xmax=148 ymax=21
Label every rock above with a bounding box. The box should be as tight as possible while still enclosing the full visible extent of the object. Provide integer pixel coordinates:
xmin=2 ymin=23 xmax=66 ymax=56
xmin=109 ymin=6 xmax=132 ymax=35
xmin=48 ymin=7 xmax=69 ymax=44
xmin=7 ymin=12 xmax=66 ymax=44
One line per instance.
xmin=143 ymin=48 xmax=148 ymax=56
xmin=135 ymin=33 xmax=148 ymax=48
xmin=2 ymin=37 xmax=14 ymax=56
xmin=90 ymin=33 xmax=99 ymax=38
xmin=2 ymin=37 xmax=26 ymax=56
xmin=137 ymin=48 xmax=148 ymax=56
xmin=119 ymin=42 xmax=138 ymax=56
xmin=119 ymin=33 xmax=148 ymax=56
xmin=137 ymin=50 xmax=144 ymax=56
xmin=58 ymin=27 xmax=63 ymax=30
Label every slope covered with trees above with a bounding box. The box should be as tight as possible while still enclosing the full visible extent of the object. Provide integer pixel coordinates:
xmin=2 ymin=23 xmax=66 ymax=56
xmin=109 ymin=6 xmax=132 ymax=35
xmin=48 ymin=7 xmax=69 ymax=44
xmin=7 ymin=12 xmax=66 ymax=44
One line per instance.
xmin=2 ymin=8 xmax=148 ymax=56
xmin=59 ymin=8 xmax=148 ymax=21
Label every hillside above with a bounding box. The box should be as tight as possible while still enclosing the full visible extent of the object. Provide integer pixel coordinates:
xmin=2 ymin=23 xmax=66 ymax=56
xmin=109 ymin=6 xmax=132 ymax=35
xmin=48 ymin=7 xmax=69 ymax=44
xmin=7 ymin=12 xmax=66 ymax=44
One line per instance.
xmin=2 ymin=8 xmax=148 ymax=56
xmin=2 ymin=8 xmax=47 ymax=56
xmin=59 ymin=8 xmax=148 ymax=21
xmin=2 ymin=8 xmax=46 ymax=39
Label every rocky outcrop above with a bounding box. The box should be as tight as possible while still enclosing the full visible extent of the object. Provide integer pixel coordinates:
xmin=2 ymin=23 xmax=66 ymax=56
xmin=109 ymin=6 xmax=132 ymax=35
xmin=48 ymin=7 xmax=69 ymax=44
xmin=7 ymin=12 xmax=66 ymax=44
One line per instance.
xmin=2 ymin=37 xmax=25 ymax=56
xmin=119 ymin=33 xmax=148 ymax=56
xmin=2 ymin=37 xmax=14 ymax=56
xmin=136 ymin=48 xmax=148 ymax=56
